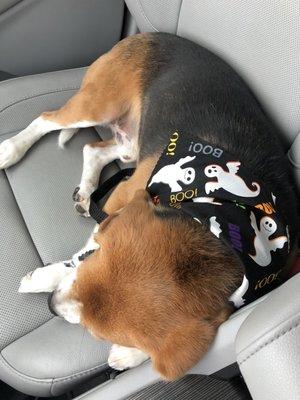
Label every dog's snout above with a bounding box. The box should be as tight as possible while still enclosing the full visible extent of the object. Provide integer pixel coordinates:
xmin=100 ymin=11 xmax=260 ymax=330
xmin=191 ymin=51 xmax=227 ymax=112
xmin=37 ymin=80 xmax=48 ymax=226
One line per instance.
xmin=47 ymin=292 xmax=59 ymax=316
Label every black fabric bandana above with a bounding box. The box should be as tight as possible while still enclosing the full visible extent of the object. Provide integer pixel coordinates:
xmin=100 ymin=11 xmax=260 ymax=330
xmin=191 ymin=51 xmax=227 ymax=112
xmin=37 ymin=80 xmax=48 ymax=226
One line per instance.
xmin=147 ymin=132 xmax=290 ymax=308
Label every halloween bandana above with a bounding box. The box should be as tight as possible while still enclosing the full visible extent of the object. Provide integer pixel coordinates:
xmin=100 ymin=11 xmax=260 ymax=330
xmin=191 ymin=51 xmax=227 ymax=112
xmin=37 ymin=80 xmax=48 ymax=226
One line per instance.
xmin=147 ymin=132 xmax=290 ymax=308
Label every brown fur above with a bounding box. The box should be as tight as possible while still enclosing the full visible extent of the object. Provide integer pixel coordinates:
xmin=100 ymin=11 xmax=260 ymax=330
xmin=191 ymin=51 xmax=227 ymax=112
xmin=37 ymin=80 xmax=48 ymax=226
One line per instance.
xmin=42 ymin=34 xmax=148 ymax=133
xmin=71 ymin=188 xmax=242 ymax=380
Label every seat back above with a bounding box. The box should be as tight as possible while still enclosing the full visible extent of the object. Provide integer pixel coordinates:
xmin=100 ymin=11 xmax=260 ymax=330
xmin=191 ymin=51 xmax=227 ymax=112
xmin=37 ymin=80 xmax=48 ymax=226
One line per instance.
xmin=125 ymin=0 xmax=300 ymax=188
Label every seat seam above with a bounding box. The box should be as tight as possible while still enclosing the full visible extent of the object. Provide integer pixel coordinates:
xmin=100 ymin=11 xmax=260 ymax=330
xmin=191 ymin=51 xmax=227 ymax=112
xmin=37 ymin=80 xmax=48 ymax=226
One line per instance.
xmin=0 ymin=0 xmax=23 ymax=15
xmin=0 ymin=86 xmax=80 ymax=115
xmin=0 ymin=354 xmax=53 ymax=384
xmin=52 ymin=362 xmax=108 ymax=384
xmin=135 ymin=0 xmax=158 ymax=31
xmin=238 ymin=317 xmax=300 ymax=365
xmin=175 ymin=0 xmax=184 ymax=34
xmin=2 ymin=169 xmax=48 ymax=266
xmin=0 ymin=171 xmax=53 ymax=350
xmin=0 ymin=350 xmax=108 ymax=387
xmin=288 ymin=150 xmax=300 ymax=168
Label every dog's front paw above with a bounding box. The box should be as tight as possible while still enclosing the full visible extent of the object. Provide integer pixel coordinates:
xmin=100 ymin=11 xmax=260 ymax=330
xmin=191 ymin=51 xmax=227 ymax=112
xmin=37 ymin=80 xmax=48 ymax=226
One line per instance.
xmin=0 ymin=138 xmax=25 ymax=169
xmin=18 ymin=263 xmax=69 ymax=293
xmin=108 ymin=344 xmax=149 ymax=371
xmin=18 ymin=268 xmax=50 ymax=293
xmin=72 ymin=186 xmax=91 ymax=217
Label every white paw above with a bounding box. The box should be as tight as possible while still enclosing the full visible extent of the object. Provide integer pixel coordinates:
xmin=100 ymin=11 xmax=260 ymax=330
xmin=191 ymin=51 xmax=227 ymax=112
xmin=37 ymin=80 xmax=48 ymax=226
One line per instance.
xmin=18 ymin=263 xmax=70 ymax=293
xmin=72 ymin=186 xmax=91 ymax=217
xmin=0 ymin=138 xmax=25 ymax=169
xmin=108 ymin=345 xmax=148 ymax=371
xmin=18 ymin=269 xmax=53 ymax=293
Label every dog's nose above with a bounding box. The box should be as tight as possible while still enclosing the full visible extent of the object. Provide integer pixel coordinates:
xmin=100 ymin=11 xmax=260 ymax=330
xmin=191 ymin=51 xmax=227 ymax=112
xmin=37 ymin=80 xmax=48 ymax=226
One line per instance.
xmin=47 ymin=292 xmax=59 ymax=316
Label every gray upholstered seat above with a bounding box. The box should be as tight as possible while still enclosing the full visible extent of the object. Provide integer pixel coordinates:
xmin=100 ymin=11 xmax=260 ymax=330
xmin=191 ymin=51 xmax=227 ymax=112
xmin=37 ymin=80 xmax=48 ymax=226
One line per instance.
xmin=0 ymin=1 xmax=299 ymax=398
xmin=0 ymin=69 xmax=119 ymax=396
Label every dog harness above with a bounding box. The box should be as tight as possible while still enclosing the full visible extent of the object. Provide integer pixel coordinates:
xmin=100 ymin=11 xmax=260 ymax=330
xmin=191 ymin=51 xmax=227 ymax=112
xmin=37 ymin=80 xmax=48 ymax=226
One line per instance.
xmin=147 ymin=132 xmax=290 ymax=308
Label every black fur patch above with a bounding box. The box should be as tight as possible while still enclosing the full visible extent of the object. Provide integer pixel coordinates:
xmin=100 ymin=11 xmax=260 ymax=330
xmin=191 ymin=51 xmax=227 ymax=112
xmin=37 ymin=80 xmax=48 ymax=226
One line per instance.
xmin=78 ymin=249 xmax=95 ymax=262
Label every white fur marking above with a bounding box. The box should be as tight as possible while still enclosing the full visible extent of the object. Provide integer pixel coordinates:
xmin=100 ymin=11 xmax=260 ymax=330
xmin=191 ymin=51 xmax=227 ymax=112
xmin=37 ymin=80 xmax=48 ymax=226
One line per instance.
xmin=0 ymin=117 xmax=97 ymax=169
xmin=74 ymin=142 xmax=137 ymax=216
xmin=18 ymin=263 xmax=73 ymax=293
xmin=58 ymin=128 xmax=79 ymax=148
xmin=108 ymin=344 xmax=149 ymax=371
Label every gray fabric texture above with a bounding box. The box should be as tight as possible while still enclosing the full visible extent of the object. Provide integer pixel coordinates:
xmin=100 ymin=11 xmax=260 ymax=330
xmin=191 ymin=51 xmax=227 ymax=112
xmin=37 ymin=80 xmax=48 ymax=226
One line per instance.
xmin=2 ymin=318 xmax=110 ymax=379
xmin=0 ymin=0 xmax=20 ymax=14
xmin=0 ymin=0 xmax=124 ymax=75
xmin=5 ymin=129 xmax=100 ymax=263
xmin=0 ymin=171 xmax=52 ymax=349
xmin=0 ymin=71 xmax=118 ymax=396
xmin=236 ymin=274 xmax=300 ymax=400
xmin=177 ymin=0 xmax=300 ymax=142
xmin=1 ymin=318 xmax=111 ymax=396
xmin=125 ymin=0 xmax=182 ymax=33
xmin=0 ymin=67 xmax=86 ymax=136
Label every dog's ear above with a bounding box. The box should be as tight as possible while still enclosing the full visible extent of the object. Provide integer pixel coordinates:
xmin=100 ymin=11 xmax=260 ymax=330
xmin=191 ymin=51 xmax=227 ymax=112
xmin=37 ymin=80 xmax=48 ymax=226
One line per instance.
xmin=151 ymin=318 xmax=216 ymax=380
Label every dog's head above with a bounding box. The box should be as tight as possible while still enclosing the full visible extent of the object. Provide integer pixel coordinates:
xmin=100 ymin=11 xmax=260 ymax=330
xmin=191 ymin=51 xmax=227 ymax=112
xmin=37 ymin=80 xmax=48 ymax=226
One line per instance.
xmin=49 ymin=189 xmax=240 ymax=379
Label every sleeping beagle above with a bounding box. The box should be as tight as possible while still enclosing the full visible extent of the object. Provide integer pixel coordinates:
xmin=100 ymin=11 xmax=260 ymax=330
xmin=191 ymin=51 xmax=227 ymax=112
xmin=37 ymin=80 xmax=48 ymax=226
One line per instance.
xmin=1 ymin=33 xmax=298 ymax=379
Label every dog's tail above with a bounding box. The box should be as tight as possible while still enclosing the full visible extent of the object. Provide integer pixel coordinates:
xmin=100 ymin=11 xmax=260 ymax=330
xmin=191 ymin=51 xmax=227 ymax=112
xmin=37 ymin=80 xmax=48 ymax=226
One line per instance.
xmin=58 ymin=128 xmax=79 ymax=148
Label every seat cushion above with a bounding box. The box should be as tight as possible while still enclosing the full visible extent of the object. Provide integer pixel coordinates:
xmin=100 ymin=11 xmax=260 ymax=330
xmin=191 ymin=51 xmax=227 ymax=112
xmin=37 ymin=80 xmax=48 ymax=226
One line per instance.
xmin=0 ymin=69 xmax=119 ymax=397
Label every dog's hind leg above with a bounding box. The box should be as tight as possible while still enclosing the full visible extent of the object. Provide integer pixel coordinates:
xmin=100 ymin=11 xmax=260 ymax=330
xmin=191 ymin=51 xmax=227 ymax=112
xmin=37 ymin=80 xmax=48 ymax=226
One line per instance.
xmin=0 ymin=35 xmax=147 ymax=170
xmin=73 ymin=137 xmax=138 ymax=217
xmin=0 ymin=97 xmax=104 ymax=170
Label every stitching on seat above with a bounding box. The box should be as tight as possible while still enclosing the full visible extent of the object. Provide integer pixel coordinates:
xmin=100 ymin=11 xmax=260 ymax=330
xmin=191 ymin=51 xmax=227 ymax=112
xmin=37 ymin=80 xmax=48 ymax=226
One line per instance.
xmin=1 ymin=0 xmax=24 ymax=15
xmin=288 ymin=150 xmax=300 ymax=168
xmin=53 ymin=362 xmax=108 ymax=383
xmin=50 ymin=362 xmax=108 ymax=396
xmin=135 ymin=0 xmax=159 ymax=31
xmin=239 ymin=317 xmax=300 ymax=365
xmin=2 ymin=169 xmax=48 ymax=266
xmin=0 ymin=351 xmax=108 ymax=389
xmin=0 ymin=354 xmax=52 ymax=385
xmin=175 ymin=0 xmax=184 ymax=34
xmin=0 ymin=86 xmax=80 ymax=115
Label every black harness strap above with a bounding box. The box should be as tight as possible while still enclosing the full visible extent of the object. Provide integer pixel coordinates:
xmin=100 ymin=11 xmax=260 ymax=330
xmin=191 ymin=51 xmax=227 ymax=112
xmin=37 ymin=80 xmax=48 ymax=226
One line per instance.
xmin=89 ymin=168 xmax=135 ymax=223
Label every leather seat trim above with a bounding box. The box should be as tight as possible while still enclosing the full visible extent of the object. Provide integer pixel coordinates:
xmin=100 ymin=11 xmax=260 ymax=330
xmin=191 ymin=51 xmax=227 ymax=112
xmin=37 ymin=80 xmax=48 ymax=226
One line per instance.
xmin=135 ymin=0 xmax=159 ymax=31
xmin=238 ymin=313 xmax=300 ymax=365
xmin=0 ymin=86 xmax=79 ymax=118
xmin=0 ymin=351 xmax=109 ymax=396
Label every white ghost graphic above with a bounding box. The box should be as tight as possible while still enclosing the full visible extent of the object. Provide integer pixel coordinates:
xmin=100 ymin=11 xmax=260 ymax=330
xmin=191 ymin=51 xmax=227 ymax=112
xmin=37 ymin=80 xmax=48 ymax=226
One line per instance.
xmin=148 ymin=156 xmax=196 ymax=192
xmin=192 ymin=197 xmax=222 ymax=206
xmin=204 ymin=162 xmax=260 ymax=197
xmin=229 ymin=275 xmax=249 ymax=308
xmin=249 ymin=211 xmax=287 ymax=266
xmin=209 ymin=216 xmax=222 ymax=238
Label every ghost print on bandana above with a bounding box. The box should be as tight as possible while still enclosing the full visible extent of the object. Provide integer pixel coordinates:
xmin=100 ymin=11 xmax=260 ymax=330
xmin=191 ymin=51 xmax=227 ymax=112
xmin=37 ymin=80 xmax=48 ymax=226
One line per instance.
xmin=147 ymin=132 xmax=289 ymax=308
